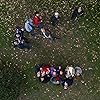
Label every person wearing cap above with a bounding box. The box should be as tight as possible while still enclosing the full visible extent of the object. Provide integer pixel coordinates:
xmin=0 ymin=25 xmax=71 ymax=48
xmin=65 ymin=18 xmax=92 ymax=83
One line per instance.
xmin=71 ymin=6 xmax=84 ymax=21
xmin=50 ymin=12 xmax=59 ymax=26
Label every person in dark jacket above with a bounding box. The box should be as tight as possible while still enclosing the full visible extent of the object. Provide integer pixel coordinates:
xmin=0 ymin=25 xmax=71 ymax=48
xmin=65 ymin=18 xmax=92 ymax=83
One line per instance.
xmin=71 ymin=7 xmax=84 ymax=21
xmin=50 ymin=12 xmax=59 ymax=26
xmin=62 ymin=77 xmax=74 ymax=90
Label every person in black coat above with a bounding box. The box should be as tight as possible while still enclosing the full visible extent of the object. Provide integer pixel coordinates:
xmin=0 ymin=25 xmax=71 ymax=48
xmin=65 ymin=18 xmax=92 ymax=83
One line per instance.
xmin=50 ymin=12 xmax=59 ymax=26
xmin=71 ymin=7 xmax=84 ymax=21
xmin=62 ymin=77 xmax=74 ymax=90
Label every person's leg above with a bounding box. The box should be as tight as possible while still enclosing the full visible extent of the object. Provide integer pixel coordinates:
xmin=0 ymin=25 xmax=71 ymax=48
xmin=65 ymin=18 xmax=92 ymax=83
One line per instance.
xmin=19 ymin=43 xmax=30 ymax=50
xmin=24 ymin=43 xmax=30 ymax=50
xmin=38 ymin=22 xmax=43 ymax=30
xmin=30 ymin=30 xmax=36 ymax=36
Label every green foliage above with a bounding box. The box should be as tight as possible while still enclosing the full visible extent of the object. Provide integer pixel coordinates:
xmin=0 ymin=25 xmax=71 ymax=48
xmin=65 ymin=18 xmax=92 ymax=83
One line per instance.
xmin=0 ymin=60 xmax=26 ymax=100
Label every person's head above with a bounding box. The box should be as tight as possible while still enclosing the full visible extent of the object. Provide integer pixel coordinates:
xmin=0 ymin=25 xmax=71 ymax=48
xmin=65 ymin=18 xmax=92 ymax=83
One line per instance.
xmin=52 ymin=71 xmax=56 ymax=76
xmin=40 ymin=77 xmax=44 ymax=82
xmin=46 ymin=71 xmax=49 ymax=75
xmin=40 ymin=67 xmax=42 ymax=71
xmin=56 ymin=81 xmax=60 ymax=84
xmin=54 ymin=12 xmax=59 ymax=18
xmin=21 ymin=28 xmax=24 ymax=31
xmin=60 ymin=71 xmax=63 ymax=75
xmin=35 ymin=11 xmax=39 ymax=16
xmin=46 ymin=68 xmax=50 ymax=75
xmin=37 ymin=71 xmax=40 ymax=77
xmin=41 ymin=28 xmax=45 ymax=33
xmin=58 ymin=66 xmax=61 ymax=70
xmin=76 ymin=73 xmax=80 ymax=76
xmin=14 ymin=40 xmax=19 ymax=45
xmin=78 ymin=7 xmax=82 ymax=13
xmin=15 ymin=33 xmax=20 ymax=38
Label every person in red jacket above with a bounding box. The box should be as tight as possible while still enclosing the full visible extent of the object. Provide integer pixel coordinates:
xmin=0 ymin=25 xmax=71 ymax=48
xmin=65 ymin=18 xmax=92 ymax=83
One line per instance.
xmin=33 ymin=11 xmax=43 ymax=30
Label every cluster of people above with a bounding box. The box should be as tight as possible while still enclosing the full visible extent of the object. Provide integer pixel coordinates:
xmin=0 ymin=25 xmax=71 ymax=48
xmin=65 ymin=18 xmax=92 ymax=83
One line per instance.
xmin=35 ymin=64 xmax=82 ymax=90
xmin=13 ymin=6 xmax=84 ymax=50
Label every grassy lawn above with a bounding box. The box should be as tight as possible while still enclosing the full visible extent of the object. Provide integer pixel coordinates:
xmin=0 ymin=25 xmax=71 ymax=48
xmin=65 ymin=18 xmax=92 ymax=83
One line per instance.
xmin=0 ymin=0 xmax=100 ymax=100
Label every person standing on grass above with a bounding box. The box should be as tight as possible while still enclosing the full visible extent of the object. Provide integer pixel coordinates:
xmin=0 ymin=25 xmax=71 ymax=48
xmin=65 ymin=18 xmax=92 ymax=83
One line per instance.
xmin=32 ymin=11 xmax=49 ymax=39
xmin=32 ymin=11 xmax=43 ymax=30
xmin=50 ymin=12 xmax=59 ymax=26
xmin=71 ymin=6 xmax=84 ymax=21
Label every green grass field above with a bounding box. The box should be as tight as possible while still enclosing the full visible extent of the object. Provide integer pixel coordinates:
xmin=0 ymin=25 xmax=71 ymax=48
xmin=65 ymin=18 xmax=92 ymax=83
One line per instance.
xmin=0 ymin=0 xmax=100 ymax=100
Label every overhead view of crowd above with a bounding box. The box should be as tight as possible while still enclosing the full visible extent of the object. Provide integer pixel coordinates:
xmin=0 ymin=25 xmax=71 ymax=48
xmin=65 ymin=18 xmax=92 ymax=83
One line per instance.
xmin=12 ymin=6 xmax=84 ymax=90
xmin=35 ymin=64 xmax=82 ymax=90
xmin=13 ymin=6 xmax=84 ymax=50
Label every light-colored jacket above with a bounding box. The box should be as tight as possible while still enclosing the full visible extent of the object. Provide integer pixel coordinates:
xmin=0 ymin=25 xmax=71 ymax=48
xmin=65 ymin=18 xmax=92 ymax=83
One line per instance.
xmin=25 ymin=19 xmax=34 ymax=32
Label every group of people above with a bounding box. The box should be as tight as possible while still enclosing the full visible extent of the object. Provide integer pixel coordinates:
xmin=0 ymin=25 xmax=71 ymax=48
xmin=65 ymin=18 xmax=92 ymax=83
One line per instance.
xmin=13 ymin=6 xmax=84 ymax=50
xmin=35 ymin=64 xmax=82 ymax=90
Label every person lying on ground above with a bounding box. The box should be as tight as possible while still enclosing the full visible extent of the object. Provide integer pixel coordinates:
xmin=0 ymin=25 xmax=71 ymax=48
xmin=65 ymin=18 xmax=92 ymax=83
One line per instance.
xmin=71 ymin=6 xmax=84 ymax=21
xmin=62 ymin=77 xmax=74 ymax=90
xmin=25 ymin=18 xmax=35 ymax=36
xmin=50 ymin=12 xmax=59 ymax=26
